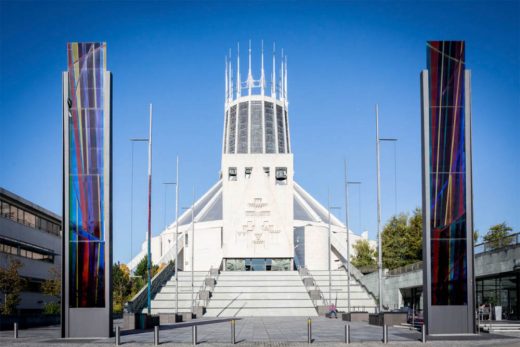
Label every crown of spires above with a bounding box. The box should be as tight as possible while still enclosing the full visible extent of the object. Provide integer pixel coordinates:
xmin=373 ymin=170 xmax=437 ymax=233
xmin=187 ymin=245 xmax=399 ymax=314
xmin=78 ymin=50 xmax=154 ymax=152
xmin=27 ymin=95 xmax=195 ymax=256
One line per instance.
xmin=225 ymin=41 xmax=287 ymax=104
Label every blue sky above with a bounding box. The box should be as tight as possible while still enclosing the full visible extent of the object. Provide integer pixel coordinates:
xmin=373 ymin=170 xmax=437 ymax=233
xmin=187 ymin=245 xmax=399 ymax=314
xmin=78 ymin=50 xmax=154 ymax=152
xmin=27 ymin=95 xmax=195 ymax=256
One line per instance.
xmin=1 ymin=1 xmax=518 ymax=264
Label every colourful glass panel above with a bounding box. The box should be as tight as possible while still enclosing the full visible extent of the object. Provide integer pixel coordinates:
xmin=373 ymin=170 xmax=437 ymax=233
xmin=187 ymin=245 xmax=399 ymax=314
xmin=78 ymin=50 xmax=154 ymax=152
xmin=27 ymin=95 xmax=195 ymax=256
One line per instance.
xmin=427 ymin=41 xmax=467 ymax=305
xmin=67 ymin=42 xmax=106 ymax=307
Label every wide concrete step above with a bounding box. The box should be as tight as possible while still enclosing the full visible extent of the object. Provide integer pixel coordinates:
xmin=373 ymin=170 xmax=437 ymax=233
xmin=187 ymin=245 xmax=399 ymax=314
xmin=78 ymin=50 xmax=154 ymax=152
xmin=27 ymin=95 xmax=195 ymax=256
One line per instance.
xmin=213 ymin=286 xmax=308 ymax=293
xmin=330 ymin=299 xmax=376 ymax=306
xmin=159 ymin=286 xmax=199 ymax=294
xmin=151 ymin=300 xmax=193 ymax=309
xmin=315 ymin=292 xmax=373 ymax=300
xmin=215 ymin=280 xmax=303 ymax=286
xmin=219 ymin=271 xmax=300 ymax=277
xmin=206 ymin=300 xmax=315 ymax=308
xmin=205 ymin=307 xmax=318 ymax=317
xmin=148 ymin=308 xmax=193 ymax=314
xmin=164 ymin=281 xmax=204 ymax=286
xmin=154 ymin=293 xmax=196 ymax=300
xmin=211 ymin=292 xmax=312 ymax=300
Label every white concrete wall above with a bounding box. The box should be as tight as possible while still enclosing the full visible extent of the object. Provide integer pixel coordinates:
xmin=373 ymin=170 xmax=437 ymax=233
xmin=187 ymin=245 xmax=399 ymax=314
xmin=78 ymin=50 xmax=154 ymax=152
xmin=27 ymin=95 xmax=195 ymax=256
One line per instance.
xmin=221 ymin=153 xmax=294 ymax=260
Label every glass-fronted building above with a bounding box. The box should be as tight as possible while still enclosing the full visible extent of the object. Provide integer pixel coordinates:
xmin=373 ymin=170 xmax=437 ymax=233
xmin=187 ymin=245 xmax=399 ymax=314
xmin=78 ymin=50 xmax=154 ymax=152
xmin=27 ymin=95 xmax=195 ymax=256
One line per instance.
xmin=0 ymin=187 xmax=61 ymax=314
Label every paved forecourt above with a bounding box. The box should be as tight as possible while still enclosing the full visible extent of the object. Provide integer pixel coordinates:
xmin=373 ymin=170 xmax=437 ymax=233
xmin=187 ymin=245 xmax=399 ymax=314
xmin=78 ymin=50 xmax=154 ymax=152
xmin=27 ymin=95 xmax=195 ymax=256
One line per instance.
xmin=1 ymin=317 xmax=519 ymax=346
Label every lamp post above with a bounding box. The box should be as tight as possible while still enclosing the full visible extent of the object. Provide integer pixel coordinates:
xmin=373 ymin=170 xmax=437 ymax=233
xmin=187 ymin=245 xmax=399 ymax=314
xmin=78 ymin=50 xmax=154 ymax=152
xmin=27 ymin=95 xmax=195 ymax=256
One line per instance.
xmin=343 ymin=159 xmax=361 ymax=313
xmin=129 ymin=138 xmax=148 ymax=275
xmin=375 ymin=104 xmax=397 ymax=313
xmin=327 ymin=190 xmax=341 ymax=305
xmin=146 ymin=103 xmax=153 ymax=315
xmin=182 ymin=186 xmax=196 ymax=313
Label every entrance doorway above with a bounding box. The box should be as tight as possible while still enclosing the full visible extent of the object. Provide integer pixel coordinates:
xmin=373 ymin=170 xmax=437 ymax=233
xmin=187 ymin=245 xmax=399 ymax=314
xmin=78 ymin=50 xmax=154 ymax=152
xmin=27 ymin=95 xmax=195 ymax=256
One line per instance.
xmin=225 ymin=258 xmax=292 ymax=271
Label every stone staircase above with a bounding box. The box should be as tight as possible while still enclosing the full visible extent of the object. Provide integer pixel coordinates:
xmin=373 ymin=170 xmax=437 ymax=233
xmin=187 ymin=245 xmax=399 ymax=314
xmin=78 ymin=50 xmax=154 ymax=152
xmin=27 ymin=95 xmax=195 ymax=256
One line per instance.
xmin=205 ymin=271 xmax=318 ymax=317
xmin=308 ymin=269 xmax=377 ymax=313
xmin=146 ymin=271 xmax=209 ymax=314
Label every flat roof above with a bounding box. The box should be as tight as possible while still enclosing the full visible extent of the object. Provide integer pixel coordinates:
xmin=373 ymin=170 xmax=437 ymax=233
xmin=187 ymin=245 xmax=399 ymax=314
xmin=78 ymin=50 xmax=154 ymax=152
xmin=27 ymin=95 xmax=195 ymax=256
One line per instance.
xmin=0 ymin=187 xmax=61 ymax=222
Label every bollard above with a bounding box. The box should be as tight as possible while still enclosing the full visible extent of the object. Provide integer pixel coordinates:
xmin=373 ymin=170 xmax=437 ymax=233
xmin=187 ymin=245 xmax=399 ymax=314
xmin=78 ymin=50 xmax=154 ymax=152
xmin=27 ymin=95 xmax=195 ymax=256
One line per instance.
xmin=421 ymin=324 xmax=426 ymax=343
xmin=154 ymin=325 xmax=159 ymax=346
xmin=307 ymin=318 xmax=312 ymax=344
xmin=14 ymin=322 xmax=18 ymax=339
xmin=115 ymin=325 xmax=121 ymax=346
xmin=382 ymin=324 xmax=388 ymax=344
xmin=231 ymin=319 xmax=236 ymax=344
xmin=344 ymin=324 xmax=350 ymax=344
xmin=192 ymin=325 xmax=197 ymax=345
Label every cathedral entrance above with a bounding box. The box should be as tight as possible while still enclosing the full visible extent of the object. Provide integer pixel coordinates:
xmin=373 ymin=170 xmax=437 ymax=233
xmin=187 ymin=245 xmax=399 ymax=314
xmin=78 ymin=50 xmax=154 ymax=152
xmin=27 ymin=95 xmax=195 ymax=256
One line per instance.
xmin=225 ymin=258 xmax=292 ymax=271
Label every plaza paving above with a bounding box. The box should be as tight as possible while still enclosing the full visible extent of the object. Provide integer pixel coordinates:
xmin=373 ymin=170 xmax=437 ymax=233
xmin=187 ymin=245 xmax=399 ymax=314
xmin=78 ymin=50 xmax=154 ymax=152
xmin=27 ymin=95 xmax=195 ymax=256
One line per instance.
xmin=1 ymin=317 xmax=519 ymax=347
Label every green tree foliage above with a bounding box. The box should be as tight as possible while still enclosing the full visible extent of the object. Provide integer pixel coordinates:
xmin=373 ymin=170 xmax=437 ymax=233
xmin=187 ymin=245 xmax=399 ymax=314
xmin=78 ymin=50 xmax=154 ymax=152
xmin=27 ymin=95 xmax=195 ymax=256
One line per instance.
xmin=41 ymin=267 xmax=61 ymax=315
xmin=113 ymin=262 xmax=131 ymax=314
xmin=134 ymin=256 xmax=159 ymax=280
xmin=351 ymin=239 xmax=377 ymax=268
xmin=112 ymin=258 xmax=163 ymax=314
xmin=0 ymin=258 xmax=26 ymax=315
xmin=381 ymin=208 xmax=423 ymax=270
xmin=483 ymin=222 xmax=513 ymax=249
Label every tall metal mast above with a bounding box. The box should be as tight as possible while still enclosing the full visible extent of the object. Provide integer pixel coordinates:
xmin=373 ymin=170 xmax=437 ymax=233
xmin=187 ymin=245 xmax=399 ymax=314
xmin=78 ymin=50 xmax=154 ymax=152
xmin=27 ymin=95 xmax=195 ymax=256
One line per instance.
xmin=146 ymin=103 xmax=153 ymax=315
xmin=376 ymin=104 xmax=383 ymax=313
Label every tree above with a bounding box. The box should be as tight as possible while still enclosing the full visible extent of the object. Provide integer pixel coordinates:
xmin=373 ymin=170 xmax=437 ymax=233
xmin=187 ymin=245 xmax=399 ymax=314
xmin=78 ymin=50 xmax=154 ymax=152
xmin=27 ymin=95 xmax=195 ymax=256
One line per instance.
xmin=351 ymin=239 xmax=377 ymax=268
xmin=134 ymin=256 xmax=159 ymax=280
xmin=41 ymin=267 xmax=61 ymax=315
xmin=113 ymin=262 xmax=131 ymax=314
xmin=483 ymin=222 xmax=513 ymax=250
xmin=0 ymin=258 xmax=26 ymax=315
xmin=381 ymin=208 xmax=422 ymax=270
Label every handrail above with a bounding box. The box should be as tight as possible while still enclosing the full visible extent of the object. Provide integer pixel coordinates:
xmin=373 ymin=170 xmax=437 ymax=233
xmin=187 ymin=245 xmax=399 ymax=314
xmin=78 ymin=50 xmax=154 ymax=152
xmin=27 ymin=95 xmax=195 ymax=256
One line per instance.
xmin=193 ymin=259 xmax=223 ymax=309
xmin=474 ymin=232 xmax=519 ymax=254
xmin=303 ymin=268 xmax=328 ymax=307
xmin=193 ymin=266 xmax=213 ymax=309
xmin=125 ymin=261 xmax=175 ymax=314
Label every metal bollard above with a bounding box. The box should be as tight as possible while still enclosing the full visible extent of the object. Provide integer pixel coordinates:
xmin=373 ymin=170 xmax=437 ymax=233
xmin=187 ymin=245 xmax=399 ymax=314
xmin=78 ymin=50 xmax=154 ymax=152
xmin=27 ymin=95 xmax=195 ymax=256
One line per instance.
xmin=344 ymin=324 xmax=350 ymax=344
xmin=382 ymin=324 xmax=388 ymax=344
xmin=14 ymin=322 xmax=18 ymax=339
xmin=421 ymin=324 xmax=426 ymax=343
xmin=192 ymin=325 xmax=197 ymax=345
xmin=307 ymin=318 xmax=312 ymax=343
xmin=115 ymin=325 xmax=121 ymax=345
xmin=154 ymin=325 xmax=159 ymax=346
xmin=231 ymin=319 xmax=236 ymax=344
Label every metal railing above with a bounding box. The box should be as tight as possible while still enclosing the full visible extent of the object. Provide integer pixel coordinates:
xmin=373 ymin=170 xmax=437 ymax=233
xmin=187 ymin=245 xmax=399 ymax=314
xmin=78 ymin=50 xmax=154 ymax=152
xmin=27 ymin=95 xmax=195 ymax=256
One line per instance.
xmin=304 ymin=268 xmax=329 ymax=307
xmin=125 ymin=261 xmax=175 ymax=314
xmin=474 ymin=232 xmax=519 ymax=254
xmin=387 ymin=261 xmax=423 ymax=276
xmin=192 ymin=266 xmax=215 ymax=309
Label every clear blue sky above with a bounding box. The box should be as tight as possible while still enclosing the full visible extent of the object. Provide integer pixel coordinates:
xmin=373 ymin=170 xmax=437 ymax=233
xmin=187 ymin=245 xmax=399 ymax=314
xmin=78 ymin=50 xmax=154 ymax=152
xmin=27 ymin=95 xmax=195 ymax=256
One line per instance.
xmin=1 ymin=1 xmax=518 ymax=264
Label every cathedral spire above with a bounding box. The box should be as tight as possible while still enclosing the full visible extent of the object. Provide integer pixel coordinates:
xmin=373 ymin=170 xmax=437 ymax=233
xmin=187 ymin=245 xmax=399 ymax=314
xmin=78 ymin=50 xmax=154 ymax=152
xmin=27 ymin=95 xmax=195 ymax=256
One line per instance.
xmin=236 ymin=42 xmax=241 ymax=98
xmin=247 ymin=40 xmax=253 ymax=95
xmin=271 ymin=42 xmax=276 ymax=98
xmin=260 ymin=40 xmax=265 ymax=96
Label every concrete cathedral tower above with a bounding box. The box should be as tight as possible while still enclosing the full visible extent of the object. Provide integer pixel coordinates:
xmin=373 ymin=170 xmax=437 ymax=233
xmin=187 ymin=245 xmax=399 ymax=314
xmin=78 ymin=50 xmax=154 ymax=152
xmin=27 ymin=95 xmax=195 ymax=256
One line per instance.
xmin=220 ymin=41 xmax=294 ymax=270
xmin=128 ymin=43 xmax=377 ymax=317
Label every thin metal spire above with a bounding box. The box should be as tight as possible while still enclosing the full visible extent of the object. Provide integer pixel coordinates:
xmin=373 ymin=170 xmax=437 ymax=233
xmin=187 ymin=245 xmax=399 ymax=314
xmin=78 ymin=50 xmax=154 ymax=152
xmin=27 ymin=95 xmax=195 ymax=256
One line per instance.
xmin=272 ymin=42 xmax=276 ymax=98
xmin=236 ymin=42 xmax=241 ymax=98
xmin=230 ymin=51 xmax=233 ymax=101
xmin=248 ymin=39 xmax=253 ymax=95
xmin=261 ymin=40 xmax=265 ymax=96
xmin=284 ymin=55 xmax=288 ymax=102
xmin=225 ymin=55 xmax=228 ymax=103
xmin=280 ymin=49 xmax=284 ymax=100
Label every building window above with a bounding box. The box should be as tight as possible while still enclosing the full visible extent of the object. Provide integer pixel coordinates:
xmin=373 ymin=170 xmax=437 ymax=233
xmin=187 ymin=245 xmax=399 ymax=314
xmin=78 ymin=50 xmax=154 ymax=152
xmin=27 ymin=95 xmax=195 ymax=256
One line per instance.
xmin=264 ymin=102 xmax=276 ymax=153
xmin=275 ymin=167 xmax=288 ymax=185
xmin=0 ymin=199 xmax=61 ymax=236
xmin=245 ymin=167 xmax=252 ymax=179
xmin=228 ymin=167 xmax=237 ymax=181
xmin=185 ymin=233 xmax=189 ymax=246
xmin=263 ymin=167 xmax=270 ymax=177
xmin=0 ymin=237 xmax=55 ymax=263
